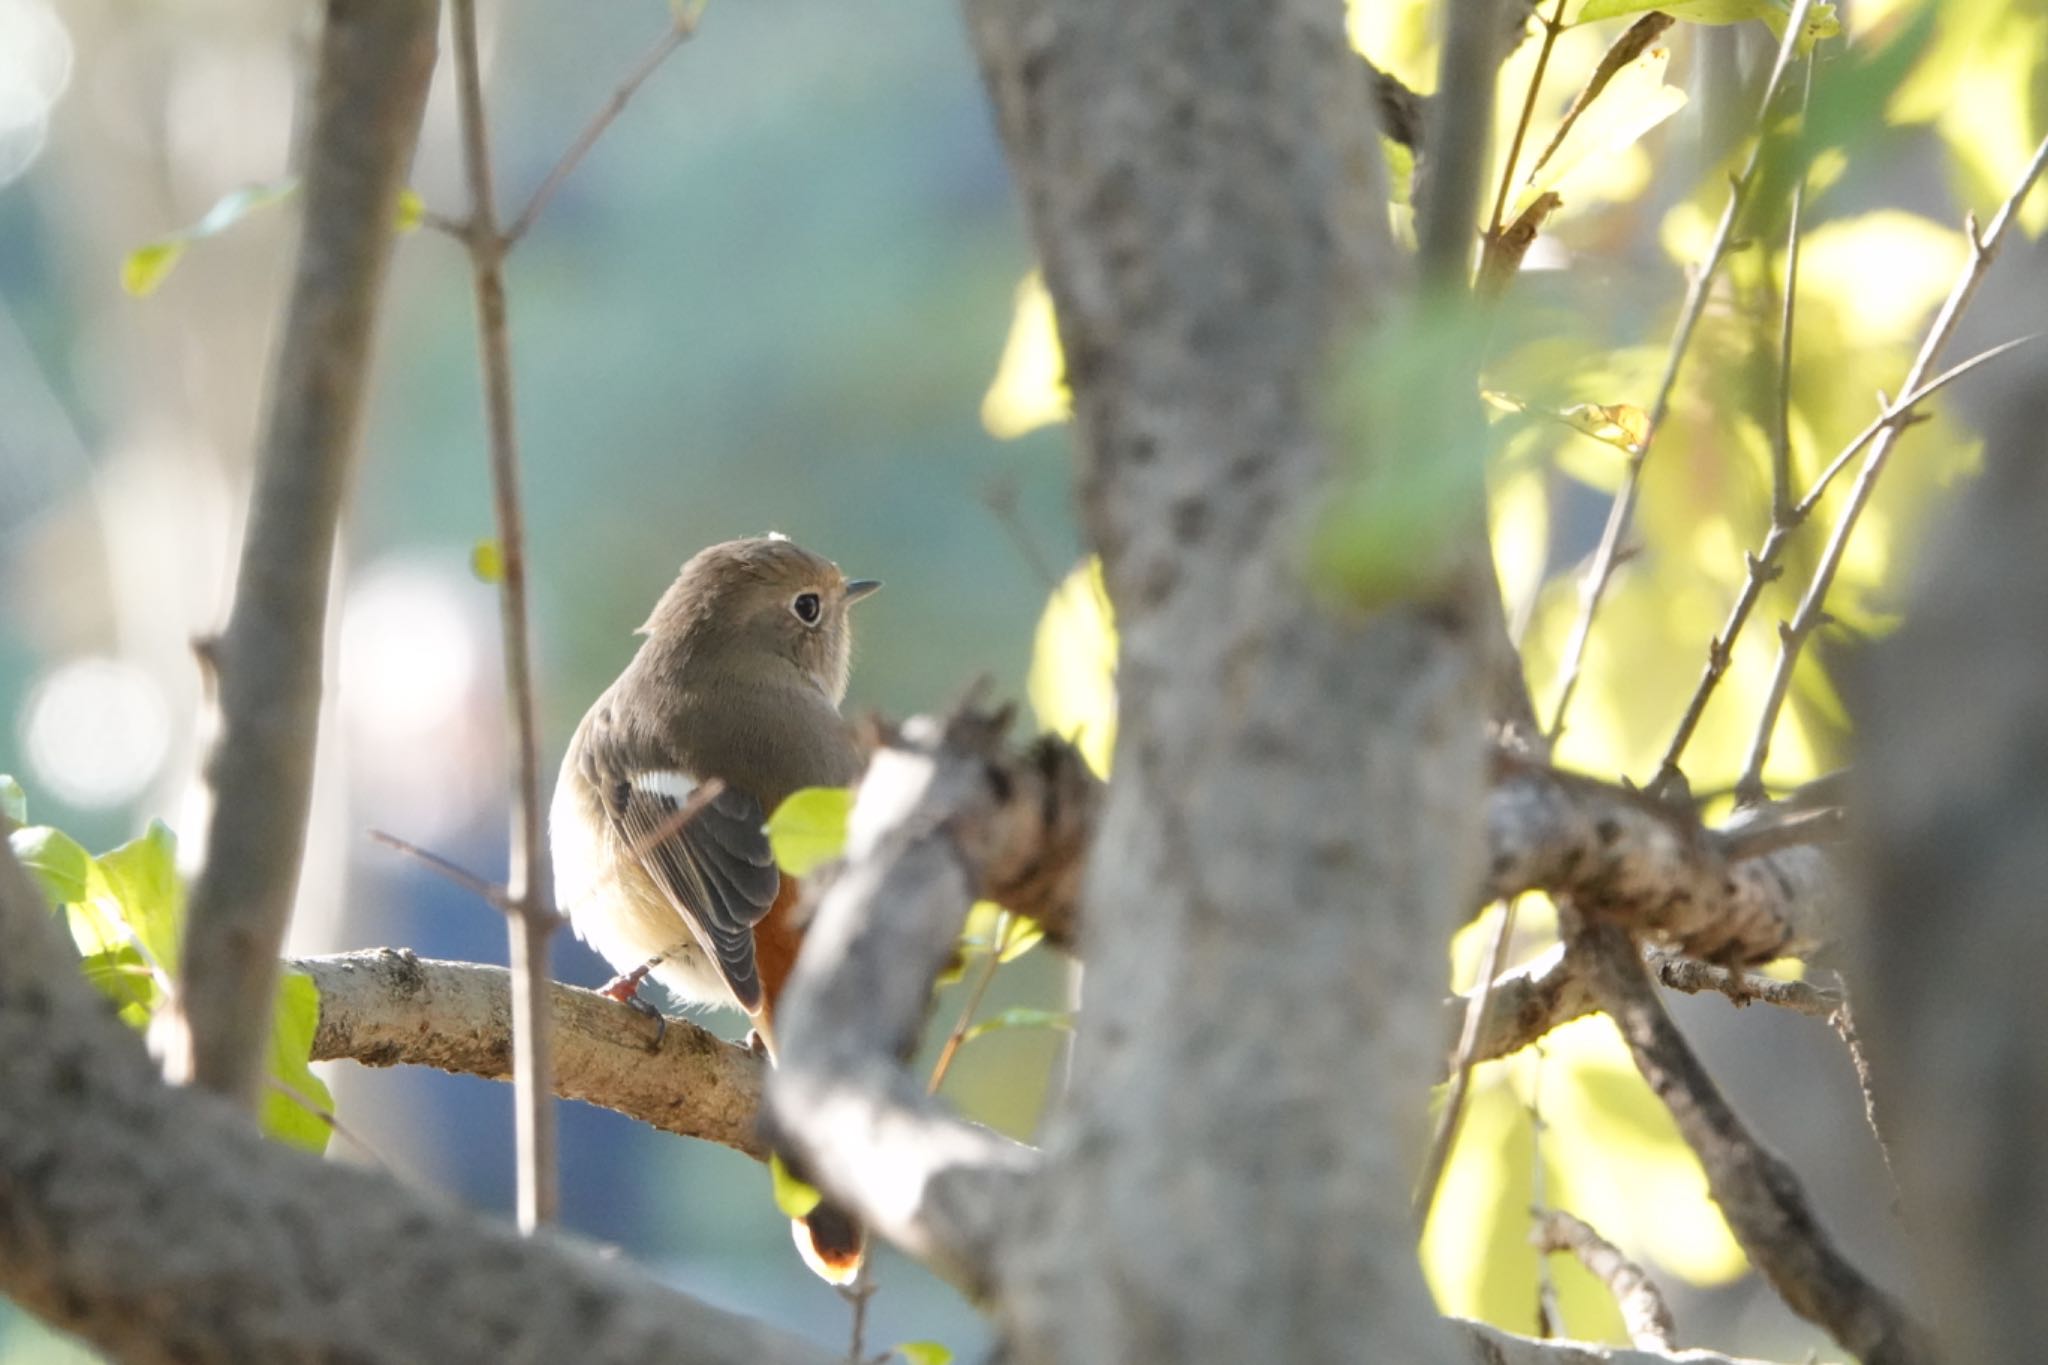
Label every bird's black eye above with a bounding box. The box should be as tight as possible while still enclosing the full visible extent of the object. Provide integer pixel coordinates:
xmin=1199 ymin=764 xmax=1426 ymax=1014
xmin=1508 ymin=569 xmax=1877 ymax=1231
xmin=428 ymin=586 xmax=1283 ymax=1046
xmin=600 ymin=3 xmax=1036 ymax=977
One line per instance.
xmin=792 ymin=591 xmax=822 ymax=625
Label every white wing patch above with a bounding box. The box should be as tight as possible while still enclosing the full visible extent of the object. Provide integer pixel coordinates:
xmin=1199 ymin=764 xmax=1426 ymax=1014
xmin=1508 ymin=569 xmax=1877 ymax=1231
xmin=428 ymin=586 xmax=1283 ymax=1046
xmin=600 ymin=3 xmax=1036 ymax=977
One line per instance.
xmin=632 ymin=770 xmax=701 ymax=804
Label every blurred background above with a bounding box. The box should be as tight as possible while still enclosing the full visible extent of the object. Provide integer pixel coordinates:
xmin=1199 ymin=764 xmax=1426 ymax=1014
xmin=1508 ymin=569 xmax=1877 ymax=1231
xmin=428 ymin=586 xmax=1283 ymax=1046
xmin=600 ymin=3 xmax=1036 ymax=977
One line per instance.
xmin=3 ymin=0 xmax=2043 ymax=1361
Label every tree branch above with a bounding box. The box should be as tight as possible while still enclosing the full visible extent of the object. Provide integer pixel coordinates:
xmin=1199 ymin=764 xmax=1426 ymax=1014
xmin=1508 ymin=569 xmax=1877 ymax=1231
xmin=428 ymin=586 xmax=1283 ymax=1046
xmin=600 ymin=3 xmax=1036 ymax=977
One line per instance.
xmin=1531 ymin=1210 xmax=1678 ymax=1353
xmin=765 ymin=708 xmax=1057 ymax=1299
xmin=1485 ymin=758 xmax=1840 ymax=964
xmin=1567 ymin=921 xmax=1932 ymax=1365
xmin=295 ymin=951 xmax=768 ymax=1158
xmin=173 ymin=0 xmax=438 ymax=1109
xmin=0 ymin=834 xmax=834 ymax=1365
xmin=1452 ymin=1320 xmax=1781 ymax=1365
xmin=449 ymin=0 xmax=561 ymax=1230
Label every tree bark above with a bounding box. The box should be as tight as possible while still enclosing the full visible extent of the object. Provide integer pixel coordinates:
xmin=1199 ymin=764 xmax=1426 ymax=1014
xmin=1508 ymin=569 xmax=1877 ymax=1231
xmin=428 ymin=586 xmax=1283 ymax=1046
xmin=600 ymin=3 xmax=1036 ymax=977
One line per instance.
xmin=962 ymin=2 xmax=1482 ymax=1361
xmin=0 ymin=839 xmax=836 ymax=1365
xmin=1852 ymin=290 xmax=2048 ymax=1365
xmin=173 ymin=0 xmax=439 ymax=1107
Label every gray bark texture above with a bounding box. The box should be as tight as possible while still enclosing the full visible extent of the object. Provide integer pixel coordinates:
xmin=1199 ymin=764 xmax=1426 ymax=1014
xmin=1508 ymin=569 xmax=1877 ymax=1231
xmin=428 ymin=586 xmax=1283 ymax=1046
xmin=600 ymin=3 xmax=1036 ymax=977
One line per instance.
xmin=961 ymin=2 xmax=1482 ymax=1361
xmin=0 ymin=837 xmax=837 ymax=1365
xmin=173 ymin=0 xmax=439 ymax=1107
xmin=1852 ymin=272 xmax=2048 ymax=1365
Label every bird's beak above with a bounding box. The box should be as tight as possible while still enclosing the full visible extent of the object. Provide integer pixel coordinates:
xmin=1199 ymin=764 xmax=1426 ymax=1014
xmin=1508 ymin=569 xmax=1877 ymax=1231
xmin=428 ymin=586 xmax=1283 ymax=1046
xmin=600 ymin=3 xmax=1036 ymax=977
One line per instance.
xmin=844 ymin=579 xmax=883 ymax=603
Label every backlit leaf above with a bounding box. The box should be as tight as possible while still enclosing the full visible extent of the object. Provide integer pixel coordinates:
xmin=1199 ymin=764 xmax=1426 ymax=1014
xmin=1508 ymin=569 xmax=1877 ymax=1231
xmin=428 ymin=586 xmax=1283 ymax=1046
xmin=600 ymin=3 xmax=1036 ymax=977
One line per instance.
xmin=10 ymin=825 xmax=92 ymax=906
xmin=1029 ymin=559 xmax=1117 ymax=778
xmin=263 ymin=969 xmax=335 ymax=1155
xmin=894 ymin=1343 xmax=954 ymax=1365
xmin=0 ymin=774 xmax=23 ymax=825
xmin=982 ymin=271 xmax=1069 ymax=439
xmin=766 ymin=787 xmax=852 ymax=877
xmin=471 ymin=537 xmax=505 ymax=584
xmin=768 ymin=1151 xmax=823 ymax=1219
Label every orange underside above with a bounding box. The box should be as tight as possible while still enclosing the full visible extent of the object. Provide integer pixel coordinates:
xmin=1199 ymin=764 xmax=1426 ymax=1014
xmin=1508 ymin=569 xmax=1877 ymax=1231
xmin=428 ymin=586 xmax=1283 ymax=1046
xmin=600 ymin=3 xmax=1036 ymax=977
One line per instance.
xmin=753 ymin=872 xmax=807 ymax=1020
xmin=749 ymin=873 xmax=869 ymax=1285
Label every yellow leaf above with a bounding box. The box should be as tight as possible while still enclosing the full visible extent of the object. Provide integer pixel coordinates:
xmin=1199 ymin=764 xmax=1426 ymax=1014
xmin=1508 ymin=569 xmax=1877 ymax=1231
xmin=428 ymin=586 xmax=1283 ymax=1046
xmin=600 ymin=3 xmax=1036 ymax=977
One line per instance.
xmin=1029 ymin=559 xmax=1117 ymax=777
xmin=982 ymin=272 xmax=1070 ymax=439
xmin=765 ymin=787 xmax=853 ymax=877
xmin=470 ymin=538 xmax=504 ymax=584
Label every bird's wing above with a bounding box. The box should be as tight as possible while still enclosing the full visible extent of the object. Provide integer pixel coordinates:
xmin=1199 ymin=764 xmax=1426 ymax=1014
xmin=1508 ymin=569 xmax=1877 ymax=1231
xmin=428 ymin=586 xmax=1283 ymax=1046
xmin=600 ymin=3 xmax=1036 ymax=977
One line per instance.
xmin=591 ymin=755 xmax=782 ymax=1014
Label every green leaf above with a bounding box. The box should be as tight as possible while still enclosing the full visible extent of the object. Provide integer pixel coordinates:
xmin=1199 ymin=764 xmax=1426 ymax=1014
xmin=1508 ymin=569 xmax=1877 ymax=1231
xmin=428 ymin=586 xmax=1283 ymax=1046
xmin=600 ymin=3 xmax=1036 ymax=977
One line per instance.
xmin=77 ymin=945 xmax=157 ymax=1017
xmin=94 ymin=821 xmax=184 ymax=970
xmin=470 ymin=537 xmax=504 ymax=583
xmin=768 ymin=1151 xmax=823 ymax=1219
xmin=394 ymin=187 xmax=425 ymax=234
xmin=893 ymin=1344 xmax=954 ymax=1365
xmin=263 ymin=969 xmax=335 ymax=1154
xmin=963 ymin=1007 xmax=1073 ymax=1045
xmin=0 ymin=774 xmax=26 ymax=825
xmin=963 ymin=904 xmax=1046 ymax=963
xmin=10 ymin=825 xmax=93 ymax=905
xmin=122 ymin=179 xmax=300 ymax=297
xmin=766 ymin=786 xmax=853 ymax=877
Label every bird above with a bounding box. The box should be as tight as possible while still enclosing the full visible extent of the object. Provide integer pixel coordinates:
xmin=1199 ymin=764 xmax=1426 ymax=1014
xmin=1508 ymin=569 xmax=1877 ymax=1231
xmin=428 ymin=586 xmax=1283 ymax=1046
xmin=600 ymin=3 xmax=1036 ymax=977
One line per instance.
xmin=550 ymin=533 xmax=879 ymax=1283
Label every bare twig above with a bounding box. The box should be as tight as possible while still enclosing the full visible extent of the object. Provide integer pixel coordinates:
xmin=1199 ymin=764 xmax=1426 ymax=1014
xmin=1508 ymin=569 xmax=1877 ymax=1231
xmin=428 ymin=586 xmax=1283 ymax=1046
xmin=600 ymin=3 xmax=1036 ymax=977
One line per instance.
xmin=369 ymin=828 xmax=511 ymax=909
xmin=1415 ymin=897 xmax=1523 ymax=1225
xmin=1485 ymin=0 xmax=1570 ymax=239
xmin=1644 ymin=950 xmax=1838 ymax=1018
xmin=175 ymin=0 xmax=439 ymax=1107
xmin=1652 ymin=334 xmax=2038 ymax=793
xmin=1545 ymin=4 xmax=1816 ymax=742
xmin=980 ymin=472 xmax=1062 ymax=591
xmin=1768 ymin=60 xmax=1816 ymax=528
xmin=503 ymin=10 xmax=703 ymax=249
xmin=1569 ymin=921 xmax=1933 ymax=1364
xmin=1532 ymin=1209 xmax=1677 ymax=1352
xmin=1736 ymin=128 xmax=2048 ymax=800
xmin=1825 ymin=983 xmax=1903 ymax=1212
xmin=449 ymin=0 xmax=560 ymax=1232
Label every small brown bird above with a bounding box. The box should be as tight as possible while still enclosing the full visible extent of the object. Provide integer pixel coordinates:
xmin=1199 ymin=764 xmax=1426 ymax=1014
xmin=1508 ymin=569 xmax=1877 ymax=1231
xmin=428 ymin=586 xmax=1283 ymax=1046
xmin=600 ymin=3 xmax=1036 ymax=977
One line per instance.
xmin=551 ymin=534 xmax=878 ymax=1282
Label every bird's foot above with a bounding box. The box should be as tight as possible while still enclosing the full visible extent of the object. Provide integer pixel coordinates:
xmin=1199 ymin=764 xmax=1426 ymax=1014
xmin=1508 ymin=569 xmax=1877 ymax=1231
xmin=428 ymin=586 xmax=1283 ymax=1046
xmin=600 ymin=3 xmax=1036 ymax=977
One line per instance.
xmin=598 ymin=959 xmax=667 ymax=1048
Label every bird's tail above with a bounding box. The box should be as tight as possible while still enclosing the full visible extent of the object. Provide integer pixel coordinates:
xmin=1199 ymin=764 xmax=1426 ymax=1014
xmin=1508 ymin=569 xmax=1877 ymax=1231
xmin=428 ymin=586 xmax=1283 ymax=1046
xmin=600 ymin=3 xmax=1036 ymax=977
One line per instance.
xmin=792 ymin=1201 xmax=866 ymax=1286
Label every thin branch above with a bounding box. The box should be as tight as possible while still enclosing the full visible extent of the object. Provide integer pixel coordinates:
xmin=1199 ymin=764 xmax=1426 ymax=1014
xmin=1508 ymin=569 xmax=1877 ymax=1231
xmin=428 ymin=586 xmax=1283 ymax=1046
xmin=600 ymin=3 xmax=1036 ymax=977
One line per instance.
xmin=1651 ymin=334 xmax=2038 ymax=794
xmin=1768 ymin=58 xmax=1815 ymax=528
xmin=503 ymin=10 xmax=703 ymax=249
xmin=449 ymin=0 xmax=560 ymax=1232
xmin=1544 ymin=4 xmax=1817 ymax=742
xmin=1523 ymin=12 xmax=1676 ymax=195
xmin=1568 ymin=921 xmax=1933 ymax=1364
xmin=370 ymin=828 xmax=511 ymax=909
xmin=174 ymin=0 xmax=439 ymax=1108
xmin=1644 ymin=949 xmax=1838 ymax=1018
xmin=1415 ymin=897 xmax=1523 ymax=1225
xmin=1531 ymin=1209 xmax=1677 ymax=1353
xmin=926 ymin=911 xmax=1009 ymax=1094
xmin=1485 ymin=0 xmax=1570 ymax=239
xmin=1736 ymin=130 xmax=2048 ymax=800
xmin=295 ymin=950 xmax=769 ymax=1158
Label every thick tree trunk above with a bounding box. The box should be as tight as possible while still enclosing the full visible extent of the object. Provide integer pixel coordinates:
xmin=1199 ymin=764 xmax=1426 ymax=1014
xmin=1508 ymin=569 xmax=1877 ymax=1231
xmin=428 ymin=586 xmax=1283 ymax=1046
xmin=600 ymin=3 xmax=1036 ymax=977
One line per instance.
xmin=962 ymin=3 xmax=1483 ymax=1361
xmin=1852 ymin=314 xmax=2048 ymax=1365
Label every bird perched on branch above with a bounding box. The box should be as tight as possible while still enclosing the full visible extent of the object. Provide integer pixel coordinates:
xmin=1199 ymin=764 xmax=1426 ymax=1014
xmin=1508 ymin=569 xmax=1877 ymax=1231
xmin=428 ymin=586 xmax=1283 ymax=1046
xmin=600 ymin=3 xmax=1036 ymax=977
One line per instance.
xmin=551 ymin=533 xmax=879 ymax=1283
